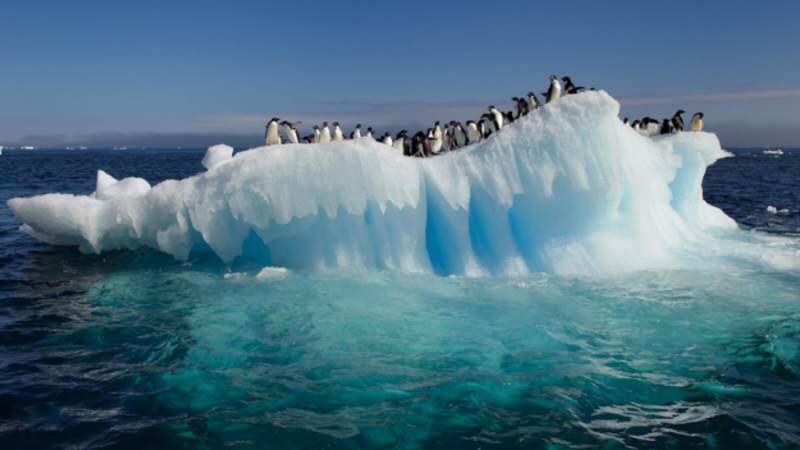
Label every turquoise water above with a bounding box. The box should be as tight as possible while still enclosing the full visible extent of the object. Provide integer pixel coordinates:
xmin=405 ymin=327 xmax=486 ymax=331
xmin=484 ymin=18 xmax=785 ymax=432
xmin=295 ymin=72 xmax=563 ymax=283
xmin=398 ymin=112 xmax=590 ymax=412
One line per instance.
xmin=1 ymin=149 xmax=799 ymax=449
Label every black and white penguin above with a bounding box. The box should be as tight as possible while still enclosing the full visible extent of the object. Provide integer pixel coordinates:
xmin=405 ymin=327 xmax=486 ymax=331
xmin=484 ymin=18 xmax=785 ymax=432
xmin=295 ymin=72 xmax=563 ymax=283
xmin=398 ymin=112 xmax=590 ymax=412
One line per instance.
xmin=660 ymin=119 xmax=672 ymax=135
xmin=319 ymin=122 xmax=331 ymax=143
xmin=479 ymin=118 xmax=493 ymax=139
xmin=381 ymin=132 xmax=393 ymax=146
xmin=332 ymin=122 xmax=344 ymax=141
xmin=513 ymin=97 xmax=530 ymax=118
xmin=312 ymin=125 xmax=321 ymax=143
xmin=671 ymin=110 xmax=685 ymax=132
xmin=488 ymin=105 xmax=504 ymax=130
xmin=690 ymin=112 xmax=704 ymax=132
xmin=280 ymin=120 xmax=301 ymax=144
xmin=265 ymin=117 xmax=282 ymax=145
xmin=561 ymin=76 xmax=583 ymax=95
xmin=641 ymin=117 xmax=660 ymax=136
xmin=430 ymin=122 xmax=444 ymax=155
xmin=544 ymin=75 xmax=562 ymax=103
xmin=393 ymin=130 xmax=408 ymax=153
xmin=505 ymin=110 xmax=515 ymax=124
xmin=366 ymin=127 xmax=374 ymax=139
xmin=411 ymin=131 xmax=430 ymax=157
xmin=452 ymin=122 xmax=468 ymax=148
xmin=631 ymin=120 xmax=641 ymax=132
xmin=465 ymin=120 xmax=481 ymax=144
xmin=350 ymin=124 xmax=362 ymax=139
xmin=527 ymin=92 xmax=542 ymax=111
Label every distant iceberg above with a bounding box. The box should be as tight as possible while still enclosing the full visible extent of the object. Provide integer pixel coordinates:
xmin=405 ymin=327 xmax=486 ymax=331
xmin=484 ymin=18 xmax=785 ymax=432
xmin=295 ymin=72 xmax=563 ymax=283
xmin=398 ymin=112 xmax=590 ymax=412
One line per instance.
xmin=8 ymin=92 xmax=797 ymax=275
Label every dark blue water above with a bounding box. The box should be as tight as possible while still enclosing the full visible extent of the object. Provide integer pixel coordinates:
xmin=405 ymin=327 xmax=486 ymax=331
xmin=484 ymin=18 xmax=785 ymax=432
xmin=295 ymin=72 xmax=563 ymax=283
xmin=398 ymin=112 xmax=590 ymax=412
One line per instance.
xmin=0 ymin=148 xmax=798 ymax=449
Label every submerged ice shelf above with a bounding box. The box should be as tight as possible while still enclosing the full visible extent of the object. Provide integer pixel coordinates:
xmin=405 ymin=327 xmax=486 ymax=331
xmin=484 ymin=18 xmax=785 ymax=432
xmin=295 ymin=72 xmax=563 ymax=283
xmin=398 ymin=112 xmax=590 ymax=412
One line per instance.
xmin=7 ymin=92 xmax=798 ymax=276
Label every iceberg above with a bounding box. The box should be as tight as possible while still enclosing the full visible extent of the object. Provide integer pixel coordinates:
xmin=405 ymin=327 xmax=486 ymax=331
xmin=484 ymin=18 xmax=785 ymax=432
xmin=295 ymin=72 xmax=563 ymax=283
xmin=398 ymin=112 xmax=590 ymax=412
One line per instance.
xmin=7 ymin=92 xmax=796 ymax=276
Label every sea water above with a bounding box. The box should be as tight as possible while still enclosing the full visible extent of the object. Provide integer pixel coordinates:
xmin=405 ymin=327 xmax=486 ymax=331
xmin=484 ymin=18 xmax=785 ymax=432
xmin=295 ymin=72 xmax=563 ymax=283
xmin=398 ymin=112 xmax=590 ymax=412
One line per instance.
xmin=0 ymin=148 xmax=798 ymax=449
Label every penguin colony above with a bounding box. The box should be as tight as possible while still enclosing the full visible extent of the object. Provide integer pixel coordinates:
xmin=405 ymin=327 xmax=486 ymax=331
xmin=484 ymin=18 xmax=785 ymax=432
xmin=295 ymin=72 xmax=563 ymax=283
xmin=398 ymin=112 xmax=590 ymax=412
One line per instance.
xmin=264 ymin=75 xmax=705 ymax=157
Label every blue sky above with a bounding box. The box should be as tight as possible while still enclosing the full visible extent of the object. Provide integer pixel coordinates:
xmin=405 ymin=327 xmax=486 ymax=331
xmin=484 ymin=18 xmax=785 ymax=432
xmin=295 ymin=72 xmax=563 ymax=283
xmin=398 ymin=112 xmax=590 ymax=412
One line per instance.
xmin=1 ymin=0 xmax=799 ymax=147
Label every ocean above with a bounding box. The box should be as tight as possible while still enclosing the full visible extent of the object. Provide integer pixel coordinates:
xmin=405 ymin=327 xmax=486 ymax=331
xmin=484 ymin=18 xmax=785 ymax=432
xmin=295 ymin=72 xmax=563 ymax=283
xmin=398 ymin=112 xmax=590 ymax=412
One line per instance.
xmin=0 ymin=148 xmax=798 ymax=449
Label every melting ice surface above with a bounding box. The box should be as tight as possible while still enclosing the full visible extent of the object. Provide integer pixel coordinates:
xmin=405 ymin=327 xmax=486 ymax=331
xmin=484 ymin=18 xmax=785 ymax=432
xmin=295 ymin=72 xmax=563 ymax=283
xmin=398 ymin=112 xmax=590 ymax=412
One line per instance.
xmin=7 ymin=91 xmax=798 ymax=275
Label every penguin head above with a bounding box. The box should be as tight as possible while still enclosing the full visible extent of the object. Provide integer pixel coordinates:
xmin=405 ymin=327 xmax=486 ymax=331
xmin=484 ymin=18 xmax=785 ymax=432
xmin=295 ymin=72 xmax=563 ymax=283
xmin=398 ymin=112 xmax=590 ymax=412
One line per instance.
xmin=313 ymin=125 xmax=320 ymax=131
xmin=675 ymin=110 xmax=685 ymax=116
xmin=367 ymin=127 xmax=373 ymax=132
xmin=355 ymin=123 xmax=362 ymax=129
xmin=333 ymin=121 xmax=340 ymax=127
xmin=695 ymin=112 xmax=704 ymax=118
xmin=488 ymin=105 xmax=496 ymax=111
xmin=549 ymin=74 xmax=557 ymax=81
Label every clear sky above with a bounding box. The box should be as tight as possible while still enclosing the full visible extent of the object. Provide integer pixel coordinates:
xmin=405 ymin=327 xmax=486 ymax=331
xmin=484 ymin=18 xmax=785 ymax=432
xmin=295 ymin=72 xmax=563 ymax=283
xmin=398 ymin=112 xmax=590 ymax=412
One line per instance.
xmin=1 ymin=0 xmax=799 ymax=148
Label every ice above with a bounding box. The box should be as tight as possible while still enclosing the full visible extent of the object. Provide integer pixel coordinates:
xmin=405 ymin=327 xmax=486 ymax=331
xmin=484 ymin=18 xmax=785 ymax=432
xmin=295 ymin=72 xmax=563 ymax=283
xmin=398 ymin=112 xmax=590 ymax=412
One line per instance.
xmin=94 ymin=170 xmax=151 ymax=200
xmin=255 ymin=266 xmax=290 ymax=281
xmin=202 ymin=144 xmax=234 ymax=170
xmin=767 ymin=205 xmax=790 ymax=215
xmin=7 ymin=91 xmax=798 ymax=276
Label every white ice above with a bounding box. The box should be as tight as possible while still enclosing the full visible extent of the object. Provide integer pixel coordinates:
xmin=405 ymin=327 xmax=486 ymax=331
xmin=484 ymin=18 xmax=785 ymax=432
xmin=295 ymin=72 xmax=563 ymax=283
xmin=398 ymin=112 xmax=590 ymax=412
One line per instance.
xmin=8 ymin=91 xmax=799 ymax=276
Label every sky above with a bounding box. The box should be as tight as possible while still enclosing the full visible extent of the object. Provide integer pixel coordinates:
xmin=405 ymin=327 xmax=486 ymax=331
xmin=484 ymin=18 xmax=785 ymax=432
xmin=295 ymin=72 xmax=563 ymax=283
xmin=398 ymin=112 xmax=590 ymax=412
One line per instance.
xmin=1 ymin=0 xmax=799 ymax=148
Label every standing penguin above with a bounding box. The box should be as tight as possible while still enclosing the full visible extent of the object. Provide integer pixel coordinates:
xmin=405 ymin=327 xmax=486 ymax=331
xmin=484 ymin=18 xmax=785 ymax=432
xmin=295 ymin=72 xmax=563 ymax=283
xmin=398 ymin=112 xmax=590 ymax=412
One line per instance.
xmin=265 ymin=118 xmax=282 ymax=145
xmin=319 ymin=122 xmax=331 ymax=143
xmin=671 ymin=110 xmax=686 ymax=132
xmin=465 ymin=120 xmax=481 ymax=144
xmin=527 ymin=92 xmax=542 ymax=111
xmin=544 ymin=75 xmax=562 ymax=103
xmin=381 ymin=132 xmax=393 ymax=147
xmin=366 ymin=127 xmax=374 ymax=139
xmin=488 ymin=105 xmax=504 ymax=130
xmin=513 ymin=97 xmax=530 ymax=118
xmin=332 ymin=122 xmax=344 ymax=141
xmin=641 ymin=117 xmax=660 ymax=136
xmin=631 ymin=120 xmax=641 ymax=132
xmin=350 ymin=124 xmax=362 ymax=139
xmin=280 ymin=120 xmax=301 ymax=144
xmin=313 ymin=125 xmax=321 ymax=143
xmin=452 ymin=122 xmax=468 ymax=148
xmin=690 ymin=112 xmax=704 ymax=132
xmin=660 ymin=119 xmax=672 ymax=135
xmin=393 ymin=130 xmax=408 ymax=153
xmin=411 ymin=131 xmax=430 ymax=157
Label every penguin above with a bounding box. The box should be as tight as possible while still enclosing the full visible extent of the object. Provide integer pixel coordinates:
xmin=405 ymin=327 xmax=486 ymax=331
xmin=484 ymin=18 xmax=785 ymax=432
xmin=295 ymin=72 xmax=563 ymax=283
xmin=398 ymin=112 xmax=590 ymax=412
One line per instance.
xmin=429 ymin=126 xmax=443 ymax=155
xmin=671 ymin=110 xmax=685 ymax=132
xmin=660 ymin=119 xmax=672 ymax=135
xmin=690 ymin=112 xmax=704 ymax=132
xmin=527 ymin=92 xmax=542 ymax=111
xmin=513 ymin=97 xmax=530 ymax=118
xmin=641 ymin=117 xmax=660 ymax=136
xmin=545 ymin=74 xmax=562 ymax=103
xmin=350 ymin=124 xmax=362 ymax=139
xmin=505 ymin=110 xmax=515 ymax=124
xmin=280 ymin=120 xmax=301 ymax=144
xmin=319 ymin=122 xmax=331 ymax=143
xmin=331 ymin=122 xmax=344 ymax=141
xmin=480 ymin=114 xmax=496 ymax=135
xmin=622 ymin=117 xmax=629 ymax=126
xmin=631 ymin=120 xmax=641 ymax=132
xmin=452 ymin=122 xmax=468 ymax=148
xmin=479 ymin=118 xmax=493 ymax=139
xmin=465 ymin=120 xmax=481 ymax=144
xmin=411 ymin=131 xmax=430 ymax=157
xmin=393 ymin=130 xmax=408 ymax=153
xmin=366 ymin=127 xmax=374 ymax=139
xmin=561 ymin=76 xmax=584 ymax=95
xmin=488 ymin=105 xmax=504 ymax=130
xmin=313 ymin=125 xmax=321 ymax=143
xmin=429 ymin=120 xmax=444 ymax=155
xmin=381 ymin=132 xmax=393 ymax=147
xmin=265 ymin=117 xmax=282 ymax=145
xmin=444 ymin=123 xmax=455 ymax=151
